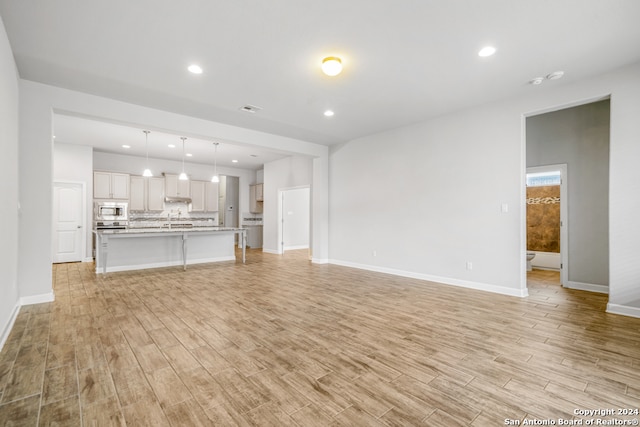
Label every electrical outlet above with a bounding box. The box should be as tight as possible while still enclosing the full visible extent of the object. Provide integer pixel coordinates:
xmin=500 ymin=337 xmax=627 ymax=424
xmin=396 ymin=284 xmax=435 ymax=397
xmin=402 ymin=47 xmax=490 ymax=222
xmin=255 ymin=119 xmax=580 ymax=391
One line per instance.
xmin=466 ymin=261 xmax=473 ymax=270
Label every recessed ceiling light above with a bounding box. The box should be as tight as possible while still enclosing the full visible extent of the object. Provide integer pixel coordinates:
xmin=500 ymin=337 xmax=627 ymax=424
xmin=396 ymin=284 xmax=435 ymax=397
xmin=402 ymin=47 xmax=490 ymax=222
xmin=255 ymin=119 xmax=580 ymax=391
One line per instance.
xmin=232 ymin=159 xmax=238 ymax=163
xmin=250 ymin=154 xmax=258 ymax=158
xmin=478 ymin=46 xmax=496 ymax=57
xmin=186 ymin=153 xmax=193 ymax=157
xmin=122 ymin=145 xmax=131 ymax=149
xmin=188 ymin=64 xmax=203 ymax=74
xmin=324 ymin=110 xmax=335 ymax=117
xmin=168 ymin=144 xmax=176 ymax=148
xmin=529 ymin=77 xmax=544 ymax=85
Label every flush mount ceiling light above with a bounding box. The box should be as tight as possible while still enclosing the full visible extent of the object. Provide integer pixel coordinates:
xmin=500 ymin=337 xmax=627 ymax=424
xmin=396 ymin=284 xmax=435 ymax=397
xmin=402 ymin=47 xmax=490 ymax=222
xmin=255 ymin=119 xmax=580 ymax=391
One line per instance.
xmin=168 ymin=144 xmax=175 ymax=148
xmin=321 ymin=57 xmax=342 ymax=76
xmin=211 ymin=142 xmax=220 ymax=183
xmin=142 ymin=130 xmax=153 ymax=177
xmin=324 ymin=110 xmax=335 ymax=117
xmin=122 ymin=145 xmax=131 ymax=149
xmin=179 ymin=137 xmax=188 ymax=181
xmin=188 ymin=64 xmax=203 ymax=74
xmin=478 ymin=46 xmax=496 ymax=57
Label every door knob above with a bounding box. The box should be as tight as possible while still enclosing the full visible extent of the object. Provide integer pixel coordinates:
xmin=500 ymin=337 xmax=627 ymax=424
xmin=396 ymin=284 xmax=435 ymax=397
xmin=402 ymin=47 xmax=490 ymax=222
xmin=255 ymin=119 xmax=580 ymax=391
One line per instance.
xmin=77 ymin=225 xmax=82 ymax=229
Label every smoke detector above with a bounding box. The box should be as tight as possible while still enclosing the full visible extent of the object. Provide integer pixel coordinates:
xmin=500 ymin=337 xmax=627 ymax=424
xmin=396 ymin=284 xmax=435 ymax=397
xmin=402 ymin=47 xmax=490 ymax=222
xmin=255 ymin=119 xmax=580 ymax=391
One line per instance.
xmin=546 ymin=71 xmax=565 ymax=80
xmin=239 ymin=104 xmax=262 ymax=113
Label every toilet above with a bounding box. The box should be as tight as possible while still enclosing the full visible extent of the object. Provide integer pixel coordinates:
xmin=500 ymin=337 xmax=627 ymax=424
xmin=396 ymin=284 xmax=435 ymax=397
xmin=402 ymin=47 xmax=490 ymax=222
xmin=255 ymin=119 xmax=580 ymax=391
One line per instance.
xmin=526 ymin=252 xmax=536 ymax=271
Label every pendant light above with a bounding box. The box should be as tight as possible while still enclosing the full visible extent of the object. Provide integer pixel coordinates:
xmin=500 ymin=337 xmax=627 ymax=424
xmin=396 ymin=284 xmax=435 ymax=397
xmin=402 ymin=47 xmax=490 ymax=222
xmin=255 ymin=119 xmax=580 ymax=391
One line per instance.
xmin=142 ymin=130 xmax=153 ymax=177
xmin=178 ymin=137 xmax=188 ymax=181
xmin=211 ymin=142 xmax=220 ymax=183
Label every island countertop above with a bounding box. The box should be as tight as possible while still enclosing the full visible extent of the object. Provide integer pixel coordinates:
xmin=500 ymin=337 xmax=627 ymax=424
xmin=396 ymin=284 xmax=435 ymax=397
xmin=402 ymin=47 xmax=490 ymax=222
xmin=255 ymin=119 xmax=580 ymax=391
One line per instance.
xmin=93 ymin=227 xmax=247 ymax=273
xmin=94 ymin=226 xmax=245 ymax=235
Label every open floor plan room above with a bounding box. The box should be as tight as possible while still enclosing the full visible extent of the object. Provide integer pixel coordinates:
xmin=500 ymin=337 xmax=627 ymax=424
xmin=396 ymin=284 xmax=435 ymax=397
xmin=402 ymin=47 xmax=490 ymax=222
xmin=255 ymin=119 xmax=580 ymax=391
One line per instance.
xmin=1 ymin=251 xmax=639 ymax=426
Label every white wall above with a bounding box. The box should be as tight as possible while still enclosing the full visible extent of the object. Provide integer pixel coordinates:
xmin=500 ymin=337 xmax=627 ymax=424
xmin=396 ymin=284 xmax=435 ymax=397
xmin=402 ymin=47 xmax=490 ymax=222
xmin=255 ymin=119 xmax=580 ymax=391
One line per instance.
xmin=53 ymin=142 xmax=94 ymax=259
xmin=17 ymin=80 xmax=329 ymax=303
xmin=329 ymin=61 xmax=640 ymax=313
xmin=0 ymin=16 xmax=20 ymax=349
xmin=263 ymin=156 xmax=313 ymax=253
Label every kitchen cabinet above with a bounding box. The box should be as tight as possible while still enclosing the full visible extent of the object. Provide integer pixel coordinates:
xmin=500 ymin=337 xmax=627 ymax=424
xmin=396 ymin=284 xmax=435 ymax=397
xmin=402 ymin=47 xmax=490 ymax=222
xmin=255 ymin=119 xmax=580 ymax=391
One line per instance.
xmin=255 ymin=183 xmax=264 ymax=202
xmin=130 ymin=176 xmax=145 ymax=211
xmin=94 ymin=171 xmax=130 ymax=199
xmin=165 ymin=174 xmax=190 ymax=198
xmin=191 ymin=180 xmax=219 ymax=212
xmin=147 ymin=177 xmax=165 ymax=211
xmin=130 ymin=176 xmax=165 ymax=211
xmin=191 ymin=180 xmax=205 ymax=212
xmin=205 ymin=181 xmax=219 ymax=212
xmin=250 ymin=184 xmax=263 ymax=213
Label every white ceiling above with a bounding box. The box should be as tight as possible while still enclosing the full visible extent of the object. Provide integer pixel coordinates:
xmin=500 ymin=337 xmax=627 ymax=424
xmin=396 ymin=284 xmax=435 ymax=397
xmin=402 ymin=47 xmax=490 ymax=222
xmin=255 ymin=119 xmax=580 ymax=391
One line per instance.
xmin=2 ymin=0 xmax=640 ymax=150
xmin=53 ymin=114 xmax=288 ymax=170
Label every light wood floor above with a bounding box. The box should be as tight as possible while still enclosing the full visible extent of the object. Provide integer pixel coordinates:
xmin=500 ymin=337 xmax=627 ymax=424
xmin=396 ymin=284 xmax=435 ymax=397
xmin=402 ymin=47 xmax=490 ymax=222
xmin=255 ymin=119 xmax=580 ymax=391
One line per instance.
xmin=1 ymin=250 xmax=639 ymax=426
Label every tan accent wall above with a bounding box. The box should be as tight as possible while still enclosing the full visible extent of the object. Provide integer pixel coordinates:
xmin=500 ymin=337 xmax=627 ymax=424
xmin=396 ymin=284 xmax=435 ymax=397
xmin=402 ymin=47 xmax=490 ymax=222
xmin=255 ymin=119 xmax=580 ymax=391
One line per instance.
xmin=526 ymin=186 xmax=560 ymax=253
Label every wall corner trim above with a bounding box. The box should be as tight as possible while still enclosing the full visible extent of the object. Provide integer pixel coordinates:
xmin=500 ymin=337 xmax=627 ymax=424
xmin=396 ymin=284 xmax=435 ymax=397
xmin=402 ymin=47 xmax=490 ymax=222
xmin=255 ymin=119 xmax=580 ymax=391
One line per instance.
xmin=606 ymin=303 xmax=640 ymax=319
xmin=0 ymin=302 xmax=21 ymax=352
xmin=328 ymin=259 xmax=528 ymax=298
xmin=19 ymin=291 xmax=55 ymax=306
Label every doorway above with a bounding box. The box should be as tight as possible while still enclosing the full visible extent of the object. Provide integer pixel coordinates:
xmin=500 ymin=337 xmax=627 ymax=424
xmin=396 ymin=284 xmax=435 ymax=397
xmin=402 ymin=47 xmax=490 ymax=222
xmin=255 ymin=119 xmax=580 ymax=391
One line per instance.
xmin=524 ymin=98 xmax=610 ymax=294
xmin=526 ymin=164 xmax=568 ymax=286
xmin=52 ymin=181 xmax=86 ymax=263
xmin=279 ymin=187 xmax=310 ymax=255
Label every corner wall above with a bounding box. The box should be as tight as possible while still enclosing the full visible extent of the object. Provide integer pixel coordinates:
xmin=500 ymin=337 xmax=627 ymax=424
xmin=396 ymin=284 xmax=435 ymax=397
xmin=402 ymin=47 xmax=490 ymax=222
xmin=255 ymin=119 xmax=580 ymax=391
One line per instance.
xmin=0 ymin=16 xmax=20 ymax=348
xmin=329 ymin=61 xmax=640 ymax=314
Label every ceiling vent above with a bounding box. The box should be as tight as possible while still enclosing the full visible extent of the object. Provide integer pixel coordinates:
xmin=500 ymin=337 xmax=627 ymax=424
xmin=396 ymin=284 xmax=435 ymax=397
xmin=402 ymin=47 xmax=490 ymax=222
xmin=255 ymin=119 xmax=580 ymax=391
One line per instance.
xmin=239 ymin=104 xmax=262 ymax=113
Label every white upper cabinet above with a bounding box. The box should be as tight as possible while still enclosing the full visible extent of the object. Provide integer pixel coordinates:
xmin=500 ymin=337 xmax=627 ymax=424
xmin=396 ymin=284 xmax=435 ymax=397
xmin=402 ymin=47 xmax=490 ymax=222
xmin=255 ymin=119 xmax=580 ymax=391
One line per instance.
xmin=129 ymin=176 xmax=145 ymax=211
xmin=147 ymin=177 xmax=165 ymax=211
xmin=191 ymin=180 xmax=205 ymax=212
xmin=205 ymin=181 xmax=219 ymax=212
xmin=94 ymin=171 xmax=130 ymax=199
xmin=255 ymin=183 xmax=264 ymax=202
xmin=129 ymin=176 xmax=164 ymax=211
xmin=165 ymin=174 xmax=190 ymax=198
xmin=190 ymin=180 xmax=219 ymax=212
xmin=250 ymin=184 xmax=263 ymax=213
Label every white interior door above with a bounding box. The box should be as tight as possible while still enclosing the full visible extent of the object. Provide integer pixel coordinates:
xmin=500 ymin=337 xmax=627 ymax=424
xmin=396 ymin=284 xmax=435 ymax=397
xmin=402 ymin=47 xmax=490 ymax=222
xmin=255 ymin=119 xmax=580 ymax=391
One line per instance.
xmin=281 ymin=187 xmax=310 ymax=253
xmin=53 ymin=182 xmax=84 ymax=263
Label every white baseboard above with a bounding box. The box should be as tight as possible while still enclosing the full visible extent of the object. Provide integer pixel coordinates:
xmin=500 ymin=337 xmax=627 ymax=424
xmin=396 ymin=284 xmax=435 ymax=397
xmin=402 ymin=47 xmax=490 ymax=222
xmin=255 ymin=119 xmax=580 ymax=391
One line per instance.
xmin=262 ymin=249 xmax=281 ymax=255
xmin=284 ymin=245 xmax=309 ymax=251
xmin=0 ymin=302 xmax=21 ymax=352
xmin=83 ymin=257 xmax=94 ymax=263
xmin=312 ymin=258 xmax=329 ymax=264
xmin=606 ymin=303 xmax=640 ymax=319
xmin=95 ymin=256 xmax=237 ymax=274
xmin=328 ymin=259 xmax=528 ymax=298
xmin=565 ymin=281 xmax=608 ymax=294
xmin=20 ymin=291 xmax=55 ymax=306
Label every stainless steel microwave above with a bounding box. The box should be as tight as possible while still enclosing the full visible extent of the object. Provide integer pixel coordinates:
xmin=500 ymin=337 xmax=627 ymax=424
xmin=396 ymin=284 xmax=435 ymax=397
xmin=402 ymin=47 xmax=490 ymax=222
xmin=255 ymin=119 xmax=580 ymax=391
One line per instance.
xmin=95 ymin=202 xmax=128 ymax=221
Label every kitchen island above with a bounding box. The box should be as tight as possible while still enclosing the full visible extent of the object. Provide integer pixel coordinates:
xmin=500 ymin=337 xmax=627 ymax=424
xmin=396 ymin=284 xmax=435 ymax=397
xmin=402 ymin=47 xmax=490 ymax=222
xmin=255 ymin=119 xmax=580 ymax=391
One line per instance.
xmin=93 ymin=227 xmax=246 ymax=274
